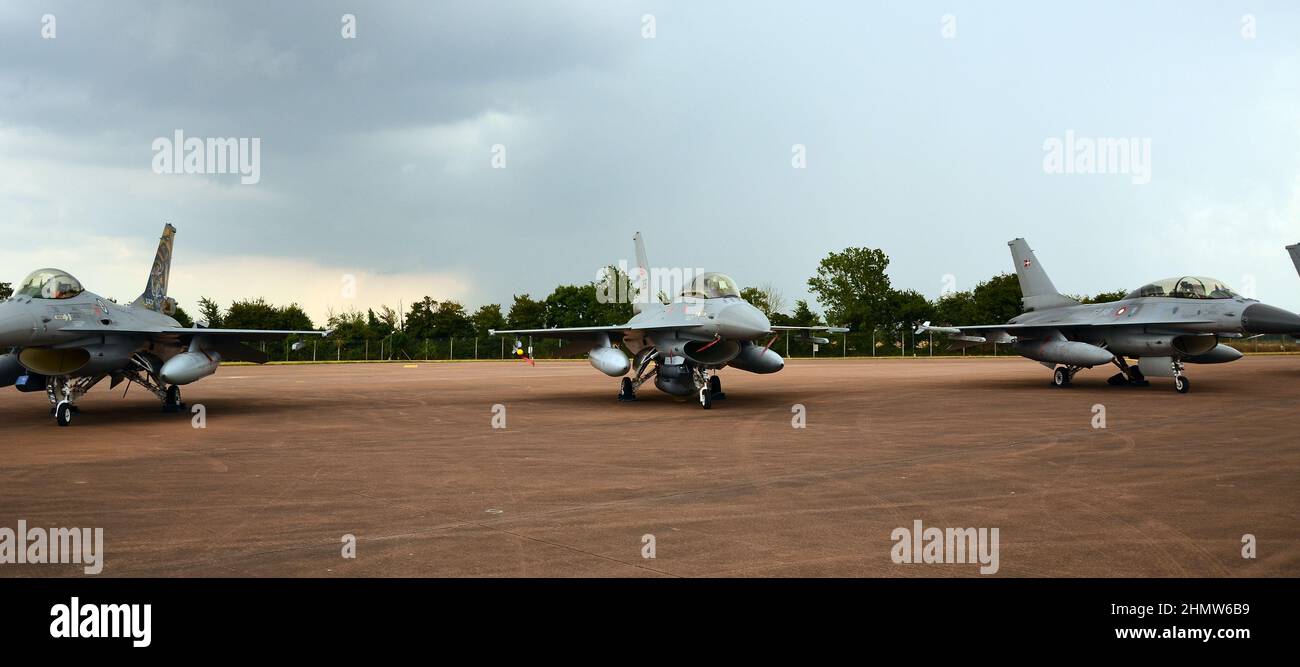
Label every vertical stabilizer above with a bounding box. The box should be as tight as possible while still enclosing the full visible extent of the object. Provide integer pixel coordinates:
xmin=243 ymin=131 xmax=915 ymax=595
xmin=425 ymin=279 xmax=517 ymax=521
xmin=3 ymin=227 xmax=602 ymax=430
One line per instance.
xmin=1007 ymin=238 xmax=1078 ymax=311
xmin=132 ymin=224 xmax=176 ymax=312
xmin=1288 ymin=243 xmax=1300 ymax=278
xmin=632 ymin=232 xmax=651 ymax=314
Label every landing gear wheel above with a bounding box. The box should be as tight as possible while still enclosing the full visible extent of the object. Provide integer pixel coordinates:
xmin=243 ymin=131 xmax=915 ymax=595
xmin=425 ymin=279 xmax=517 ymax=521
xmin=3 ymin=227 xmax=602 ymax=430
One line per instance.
xmin=708 ymin=375 xmax=725 ymax=400
xmin=698 ymin=385 xmax=712 ymax=410
xmin=1052 ymin=367 xmax=1071 ymax=387
xmin=55 ymin=400 xmax=73 ymax=427
xmin=618 ymin=377 xmax=636 ymax=402
xmin=1174 ymin=375 xmax=1190 ymax=394
xmin=163 ymin=385 xmax=184 ymax=413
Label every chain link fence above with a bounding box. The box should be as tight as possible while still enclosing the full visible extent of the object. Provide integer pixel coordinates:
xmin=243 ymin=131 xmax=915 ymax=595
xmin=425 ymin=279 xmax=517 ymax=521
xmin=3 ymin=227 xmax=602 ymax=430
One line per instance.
xmin=259 ymin=332 xmax=1296 ymax=363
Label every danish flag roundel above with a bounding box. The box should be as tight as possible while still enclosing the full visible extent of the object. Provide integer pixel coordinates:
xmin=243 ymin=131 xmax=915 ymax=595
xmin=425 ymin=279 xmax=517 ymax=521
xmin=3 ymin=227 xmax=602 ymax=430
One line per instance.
xmin=1115 ymin=306 xmax=1128 ymax=316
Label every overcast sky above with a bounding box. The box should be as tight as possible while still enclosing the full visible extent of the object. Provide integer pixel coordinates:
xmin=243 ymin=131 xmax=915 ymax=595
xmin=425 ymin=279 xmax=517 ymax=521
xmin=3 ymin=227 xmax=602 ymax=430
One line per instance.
xmin=2 ymin=1 xmax=1298 ymax=323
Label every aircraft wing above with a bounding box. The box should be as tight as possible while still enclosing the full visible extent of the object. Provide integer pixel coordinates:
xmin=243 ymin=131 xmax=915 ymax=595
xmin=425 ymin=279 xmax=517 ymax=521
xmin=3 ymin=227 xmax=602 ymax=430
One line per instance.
xmin=490 ymin=323 xmax=706 ymax=341
xmin=58 ymin=324 xmax=328 ymax=342
xmin=770 ymin=326 xmax=850 ymax=333
xmin=918 ymin=320 xmax=1220 ymax=347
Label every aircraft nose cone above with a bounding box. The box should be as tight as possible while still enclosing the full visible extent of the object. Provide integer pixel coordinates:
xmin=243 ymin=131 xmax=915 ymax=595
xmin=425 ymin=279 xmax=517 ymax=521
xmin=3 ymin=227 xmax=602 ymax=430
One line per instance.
xmin=1241 ymin=303 xmax=1300 ymax=335
xmin=719 ymin=303 xmax=771 ymax=340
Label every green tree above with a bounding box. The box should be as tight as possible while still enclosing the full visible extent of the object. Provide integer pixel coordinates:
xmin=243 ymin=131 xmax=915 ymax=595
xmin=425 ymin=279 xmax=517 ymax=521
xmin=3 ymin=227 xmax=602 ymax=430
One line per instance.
xmin=278 ymin=303 xmax=314 ymax=330
xmin=970 ymin=273 xmax=1023 ymax=324
xmin=1080 ymin=290 xmax=1128 ymax=304
xmin=591 ymin=266 xmax=635 ymax=325
xmin=0 ymin=282 xmax=12 ymax=300
xmin=470 ymin=304 xmax=506 ymax=338
xmin=224 ymin=298 xmax=281 ymax=330
xmin=172 ymin=305 xmax=194 ymax=328
xmin=807 ymin=247 xmax=894 ymax=333
xmin=884 ymin=288 xmax=934 ymax=333
xmin=197 ymin=296 xmax=224 ymax=327
xmin=933 ymin=290 xmax=976 ymax=326
xmin=790 ymin=299 xmax=822 ymax=326
xmin=506 ymin=294 xmax=546 ymax=330
xmin=430 ymin=300 xmax=473 ymax=337
xmin=740 ymin=283 xmax=787 ymax=317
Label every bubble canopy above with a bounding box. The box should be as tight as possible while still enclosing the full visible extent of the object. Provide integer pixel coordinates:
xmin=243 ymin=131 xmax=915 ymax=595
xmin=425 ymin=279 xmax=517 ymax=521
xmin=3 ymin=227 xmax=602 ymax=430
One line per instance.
xmin=15 ymin=268 xmax=84 ymax=300
xmin=1124 ymin=276 xmax=1243 ymax=300
xmin=681 ymin=272 xmax=741 ymax=299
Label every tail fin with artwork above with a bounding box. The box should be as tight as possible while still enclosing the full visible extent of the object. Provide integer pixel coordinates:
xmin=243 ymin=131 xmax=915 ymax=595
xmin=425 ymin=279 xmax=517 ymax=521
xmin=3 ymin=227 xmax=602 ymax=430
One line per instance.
xmin=1007 ymin=238 xmax=1078 ymax=312
xmin=1288 ymin=243 xmax=1300 ymax=278
xmin=131 ymin=223 xmax=176 ymax=313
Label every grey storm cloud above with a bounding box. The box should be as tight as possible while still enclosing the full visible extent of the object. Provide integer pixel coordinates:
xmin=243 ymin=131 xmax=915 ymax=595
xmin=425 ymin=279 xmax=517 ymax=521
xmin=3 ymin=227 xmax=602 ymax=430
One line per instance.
xmin=3 ymin=0 xmax=1299 ymax=316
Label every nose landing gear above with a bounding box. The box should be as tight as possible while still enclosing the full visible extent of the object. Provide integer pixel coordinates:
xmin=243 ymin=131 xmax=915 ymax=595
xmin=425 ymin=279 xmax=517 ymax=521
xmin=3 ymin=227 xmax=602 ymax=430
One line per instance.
xmin=1172 ymin=360 xmax=1190 ymax=394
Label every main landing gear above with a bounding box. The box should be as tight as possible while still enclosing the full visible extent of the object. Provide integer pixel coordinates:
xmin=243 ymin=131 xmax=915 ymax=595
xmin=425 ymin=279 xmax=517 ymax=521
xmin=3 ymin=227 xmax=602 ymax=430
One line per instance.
xmin=1051 ymin=366 xmax=1080 ymax=387
xmin=1105 ymin=357 xmax=1188 ymax=393
xmin=1106 ymin=357 xmax=1149 ymax=387
xmin=162 ymin=384 xmax=186 ymax=412
xmin=617 ymin=350 xmax=659 ymax=402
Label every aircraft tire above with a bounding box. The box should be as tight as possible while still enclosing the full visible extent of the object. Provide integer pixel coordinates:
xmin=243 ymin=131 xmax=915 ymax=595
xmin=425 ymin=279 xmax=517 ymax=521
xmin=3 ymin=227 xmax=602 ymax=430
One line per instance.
xmin=1175 ymin=376 xmax=1190 ymax=394
xmin=708 ymin=375 xmax=725 ymax=400
xmin=55 ymin=401 xmax=72 ymax=427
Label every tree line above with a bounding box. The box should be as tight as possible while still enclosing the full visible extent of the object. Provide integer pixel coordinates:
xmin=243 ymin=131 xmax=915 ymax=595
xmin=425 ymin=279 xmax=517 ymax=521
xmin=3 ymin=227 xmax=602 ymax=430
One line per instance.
xmin=2 ymin=248 xmax=1133 ymax=361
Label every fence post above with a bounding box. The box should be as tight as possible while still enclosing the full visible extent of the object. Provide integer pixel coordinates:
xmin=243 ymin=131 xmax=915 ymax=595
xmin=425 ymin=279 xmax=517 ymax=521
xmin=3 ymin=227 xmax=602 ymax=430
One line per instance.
xmin=475 ymin=337 xmax=478 ymax=359
xmin=450 ymin=337 xmax=454 ymax=360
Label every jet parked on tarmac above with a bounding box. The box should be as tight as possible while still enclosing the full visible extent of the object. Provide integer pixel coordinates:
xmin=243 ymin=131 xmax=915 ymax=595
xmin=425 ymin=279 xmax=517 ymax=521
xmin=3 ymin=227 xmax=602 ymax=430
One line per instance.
xmin=0 ymin=224 xmax=326 ymax=425
xmin=491 ymin=232 xmax=847 ymax=408
xmin=918 ymin=238 xmax=1300 ymax=393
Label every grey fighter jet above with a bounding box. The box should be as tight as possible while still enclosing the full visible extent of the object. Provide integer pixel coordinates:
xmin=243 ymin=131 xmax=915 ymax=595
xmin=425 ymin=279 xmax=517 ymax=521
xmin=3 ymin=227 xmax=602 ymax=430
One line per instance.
xmin=918 ymin=238 xmax=1300 ymax=393
xmin=0 ymin=224 xmax=326 ymax=425
xmin=491 ymin=232 xmax=847 ymax=408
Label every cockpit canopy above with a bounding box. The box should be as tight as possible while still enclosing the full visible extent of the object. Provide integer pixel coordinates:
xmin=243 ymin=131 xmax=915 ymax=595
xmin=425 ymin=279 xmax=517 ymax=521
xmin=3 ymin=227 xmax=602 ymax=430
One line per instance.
xmin=681 ymin=272 xmax=741 ymax=300
xmin=1124 ymin=276 xmax=1243 ymax=300
xmin=15 ymin=268 xmax=84 ymax=300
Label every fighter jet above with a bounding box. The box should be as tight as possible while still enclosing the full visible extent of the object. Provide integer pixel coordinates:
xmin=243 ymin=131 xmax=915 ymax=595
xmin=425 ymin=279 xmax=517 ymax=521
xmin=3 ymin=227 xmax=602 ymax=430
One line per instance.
xmin=490 ymin=232 xmax=847 ymax=408
xmin=0 ymin=224 xmax=326 ymax=425
xmin=918 ymin=238 xmax=1300 ymax=393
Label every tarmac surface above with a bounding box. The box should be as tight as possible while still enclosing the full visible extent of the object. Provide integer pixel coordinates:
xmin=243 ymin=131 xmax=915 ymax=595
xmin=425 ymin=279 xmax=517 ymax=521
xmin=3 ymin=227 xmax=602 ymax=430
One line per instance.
xmin=1 ymin=356 xmax=1297 ymax=577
